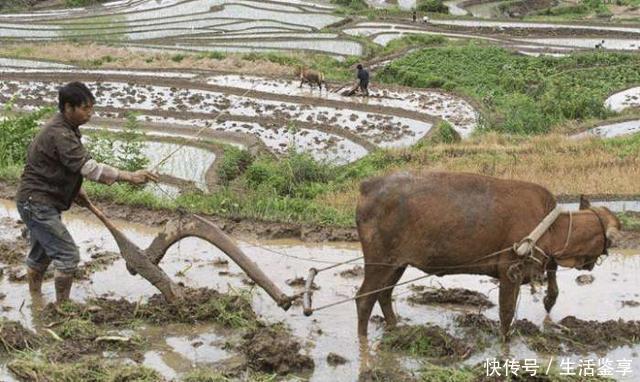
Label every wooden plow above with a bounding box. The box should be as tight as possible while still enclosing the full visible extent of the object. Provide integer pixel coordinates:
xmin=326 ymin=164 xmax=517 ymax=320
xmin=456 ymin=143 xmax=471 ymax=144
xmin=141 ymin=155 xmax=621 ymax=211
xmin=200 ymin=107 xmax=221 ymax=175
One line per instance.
xmin=86 ymin=202 xmax=295 ymax=311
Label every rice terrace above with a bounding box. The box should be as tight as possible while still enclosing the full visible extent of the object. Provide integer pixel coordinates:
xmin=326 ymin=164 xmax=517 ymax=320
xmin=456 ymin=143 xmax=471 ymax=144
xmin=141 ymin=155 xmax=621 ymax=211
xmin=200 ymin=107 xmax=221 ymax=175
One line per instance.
xmin=1 ymin=0 xmax=640 ymax=381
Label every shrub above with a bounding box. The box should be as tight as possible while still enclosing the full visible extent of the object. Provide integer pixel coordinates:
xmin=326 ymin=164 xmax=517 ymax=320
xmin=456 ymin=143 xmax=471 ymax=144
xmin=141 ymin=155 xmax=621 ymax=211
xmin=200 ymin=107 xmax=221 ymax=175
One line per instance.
xmin=0 ymin=104 xmax=54 ymax=167
xmin=218 ymin=147 xmax=253 ymax=185
xmin=416 ymin=0 xmax=448 ymax=13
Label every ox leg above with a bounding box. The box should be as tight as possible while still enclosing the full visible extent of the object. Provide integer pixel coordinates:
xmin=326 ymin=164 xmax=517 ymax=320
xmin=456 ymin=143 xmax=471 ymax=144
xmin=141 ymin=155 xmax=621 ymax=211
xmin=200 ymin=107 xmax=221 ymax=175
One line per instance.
xmin=357 ymin=265 xmax=393 ymax=338
xmin=299 ymin=79 xmax=304 ymax=88
xmin=543 ymin=261 xmax=559 ymax=313
xmin=498 ymin=277 xmax=520 ymax=341
xmin=377 ymin=266 xmax=406 ymax=329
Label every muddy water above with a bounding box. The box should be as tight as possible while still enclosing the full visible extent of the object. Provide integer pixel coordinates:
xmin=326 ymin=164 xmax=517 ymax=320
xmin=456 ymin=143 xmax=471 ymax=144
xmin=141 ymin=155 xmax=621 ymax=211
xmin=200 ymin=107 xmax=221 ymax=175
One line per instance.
xmin=206 ymin=74 xmax=478 ymax=135
xmin=429 ymin=18 xmax=640 ymax=35
xmin=1 ymin=199 xmax=639 ymax=380
xmin=1 ymin=79 xmax=431 ymax=148
xmin=606 ymin=87 xmax=640 ymax=112
xmin=572 ymin=120 xmax=640 ymax=140
xmin=465 ymin=0 xmax=504 ymax=18
xmin=516 ymin=38 xmax=640 ymax=51
xmin=444 ymin=0 xmax=469 ymax=15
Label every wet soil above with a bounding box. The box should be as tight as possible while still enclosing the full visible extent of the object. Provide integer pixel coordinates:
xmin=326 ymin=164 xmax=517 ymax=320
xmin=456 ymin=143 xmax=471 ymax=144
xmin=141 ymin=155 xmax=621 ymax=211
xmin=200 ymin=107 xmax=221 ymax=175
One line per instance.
xmin=381 ymin=324 xmax=473 ymax=359
xmin=0 ymin=320 xmax=40 ymax=352
xmin=0 ymin=236 xmax=28 ymax=266
xmin=407 ymin=287 xmax=495 ymax=308
xmin=41 ymin=287 xmax=256 ymax=327
xmin=455 ymin=313 xmax=640 ymax=355
xmin=240 ymin=323 xmax=314 ymax=375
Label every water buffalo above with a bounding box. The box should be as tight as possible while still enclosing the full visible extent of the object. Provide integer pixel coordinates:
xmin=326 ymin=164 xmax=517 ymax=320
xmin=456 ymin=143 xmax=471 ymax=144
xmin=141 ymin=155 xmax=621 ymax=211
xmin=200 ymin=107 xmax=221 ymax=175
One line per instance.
xmin=298 ymin=67 xmax=325 ymax=90
xmin=355 ymin=172 xmax=621 ymax=340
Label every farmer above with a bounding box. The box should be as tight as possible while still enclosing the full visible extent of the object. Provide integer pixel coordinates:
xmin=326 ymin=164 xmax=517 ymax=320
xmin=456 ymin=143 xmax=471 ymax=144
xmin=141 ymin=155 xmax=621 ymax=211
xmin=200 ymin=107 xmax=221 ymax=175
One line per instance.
xmin=356 ymin=64 xmax=369 ymax=97
xmin=412 ymin=10 xmax=417 ymax=22
xmin=16 ymin=81 xmax=158 ymax=304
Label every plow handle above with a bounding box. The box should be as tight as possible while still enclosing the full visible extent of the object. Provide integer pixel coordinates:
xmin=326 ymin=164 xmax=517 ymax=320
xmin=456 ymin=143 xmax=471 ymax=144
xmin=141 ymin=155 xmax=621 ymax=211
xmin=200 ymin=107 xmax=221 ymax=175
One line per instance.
xmin=303 ymin=268 xmax=318 ymax=316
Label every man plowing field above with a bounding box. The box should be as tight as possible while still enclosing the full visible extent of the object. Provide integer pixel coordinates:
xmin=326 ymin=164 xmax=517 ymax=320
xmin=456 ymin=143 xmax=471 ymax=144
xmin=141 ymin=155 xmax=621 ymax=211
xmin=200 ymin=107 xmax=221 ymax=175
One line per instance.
xmin=16 ymin=81 xmax=158 ymax=304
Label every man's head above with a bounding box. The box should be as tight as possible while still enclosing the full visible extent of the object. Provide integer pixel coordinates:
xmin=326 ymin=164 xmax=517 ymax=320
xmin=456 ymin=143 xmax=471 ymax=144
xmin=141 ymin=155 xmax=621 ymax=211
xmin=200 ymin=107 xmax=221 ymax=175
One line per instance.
xmin=357 ymin=64 xmax=363 ymax=70
xmin=58 ymin=81 xmax=95 ymax=126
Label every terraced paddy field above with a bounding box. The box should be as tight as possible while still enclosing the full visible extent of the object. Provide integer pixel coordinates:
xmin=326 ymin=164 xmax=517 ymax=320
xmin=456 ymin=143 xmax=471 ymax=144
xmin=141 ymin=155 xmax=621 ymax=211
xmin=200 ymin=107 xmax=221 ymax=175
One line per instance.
xmin=2 ymin=0 xmax=640 ymax=381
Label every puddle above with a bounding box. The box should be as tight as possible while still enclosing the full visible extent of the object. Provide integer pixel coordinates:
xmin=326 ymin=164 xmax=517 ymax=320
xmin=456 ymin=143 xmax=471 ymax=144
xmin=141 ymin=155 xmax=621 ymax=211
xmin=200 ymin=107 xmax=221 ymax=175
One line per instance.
xmin=516 ymin=38 xmax=640 ymax=51
xmin=0 ymin=199 xmax=639 ymax=380
xmin=606 ymin=86 xmax=640 ymax=112
xmin=444 ymin=0 xmax=469 ymax=16
xmin=143 ymin=140 xmax=215 ymax=191
xmin=572 ymin=120 xmax=640 ymax=139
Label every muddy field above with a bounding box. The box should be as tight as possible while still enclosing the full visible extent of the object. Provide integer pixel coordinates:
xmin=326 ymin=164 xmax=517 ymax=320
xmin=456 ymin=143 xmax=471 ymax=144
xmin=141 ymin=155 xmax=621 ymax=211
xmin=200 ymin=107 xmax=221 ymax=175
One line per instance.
xmin=0 ymin=198 xmax=639 ymax=381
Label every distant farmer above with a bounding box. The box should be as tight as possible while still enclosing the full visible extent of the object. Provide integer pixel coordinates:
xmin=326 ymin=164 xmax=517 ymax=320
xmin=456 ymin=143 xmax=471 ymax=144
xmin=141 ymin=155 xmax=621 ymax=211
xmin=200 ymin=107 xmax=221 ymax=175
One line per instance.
xmin=17 ymin=81 xmax=158 ymax=304
xmin=356 ymin=64 xmax=369 ymax=97
xmin=412 ymin=10 xmax=417 ymax=22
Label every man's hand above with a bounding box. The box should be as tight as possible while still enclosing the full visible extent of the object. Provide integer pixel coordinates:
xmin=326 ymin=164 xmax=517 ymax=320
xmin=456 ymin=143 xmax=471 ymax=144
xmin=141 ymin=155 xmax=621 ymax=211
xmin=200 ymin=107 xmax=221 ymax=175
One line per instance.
xmin=120 ymin=170 xmax=159 ymax=185
xmin=75 ymin=188 xmax=91 ymax=208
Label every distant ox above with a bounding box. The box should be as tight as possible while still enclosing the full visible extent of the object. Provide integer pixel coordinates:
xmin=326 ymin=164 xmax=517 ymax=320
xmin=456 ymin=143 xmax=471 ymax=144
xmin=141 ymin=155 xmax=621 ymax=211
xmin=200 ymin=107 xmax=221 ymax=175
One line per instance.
xmin=298 ymin=67 xmax=326 ymax=90
xmin=355 ymin=172 xmax=621 ymax=339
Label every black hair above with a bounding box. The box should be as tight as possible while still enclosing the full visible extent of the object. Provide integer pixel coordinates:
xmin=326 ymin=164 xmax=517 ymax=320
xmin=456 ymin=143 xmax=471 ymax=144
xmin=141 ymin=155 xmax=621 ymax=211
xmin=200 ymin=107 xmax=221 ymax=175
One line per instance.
xmin=58 ymin=81 xmax=95 ymax=113
xmin=357 ymin=64 xmax=363 ymax=70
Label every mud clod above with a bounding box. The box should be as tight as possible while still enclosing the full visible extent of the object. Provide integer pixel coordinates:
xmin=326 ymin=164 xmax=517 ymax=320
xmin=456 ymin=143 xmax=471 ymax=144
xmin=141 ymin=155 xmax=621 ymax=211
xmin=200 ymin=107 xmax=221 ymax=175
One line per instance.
xmin=285 ymin=276 xmax=319 ymax=290
xmin=338 ymin=265 xmax=363 ymax=278
xmin=42 ymin=287 xmax=256 ymax=327
xmin=381 ymin=325 xmax=473 ymax=359
xmin=575 ymin=274 xmax=595 ymax=285
xmin=326 ymin=352 xmax=348 ymax=366
xmin=408 ymin=288 xmax=495 ymax=308
xmin=241 ymin=324 xmax=314 ymax=375
xmin=0 ymin=320 xmax=39 ymax=352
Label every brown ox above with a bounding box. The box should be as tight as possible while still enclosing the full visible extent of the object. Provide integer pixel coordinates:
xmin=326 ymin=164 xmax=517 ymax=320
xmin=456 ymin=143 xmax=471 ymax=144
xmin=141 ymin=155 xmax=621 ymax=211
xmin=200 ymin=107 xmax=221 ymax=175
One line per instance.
xmin=355 ymin=171 xmax=621 ymax=339
xmin=298 ymin=67 xmax=325 ymax=90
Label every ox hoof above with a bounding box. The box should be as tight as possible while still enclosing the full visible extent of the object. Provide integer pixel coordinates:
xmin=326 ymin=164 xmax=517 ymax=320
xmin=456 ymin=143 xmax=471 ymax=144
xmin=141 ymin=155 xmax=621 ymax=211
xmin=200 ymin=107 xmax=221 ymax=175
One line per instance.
xmin=543 ymin=296 xmax=556 ymax=313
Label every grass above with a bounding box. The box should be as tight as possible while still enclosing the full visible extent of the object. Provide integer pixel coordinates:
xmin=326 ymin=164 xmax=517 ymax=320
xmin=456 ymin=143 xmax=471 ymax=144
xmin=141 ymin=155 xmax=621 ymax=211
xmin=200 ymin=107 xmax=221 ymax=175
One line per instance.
xmin=7 ymin=353 xmax=161 ymax=382
xmin=182 ymin=369 xmax=278 ymax=382
xmin=378 ymin=43 xmax=640 ymax=135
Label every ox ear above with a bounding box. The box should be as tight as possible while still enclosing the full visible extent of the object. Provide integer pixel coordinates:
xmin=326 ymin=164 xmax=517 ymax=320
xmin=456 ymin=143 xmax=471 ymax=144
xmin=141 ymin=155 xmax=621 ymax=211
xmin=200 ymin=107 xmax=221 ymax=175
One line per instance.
xmin=579 ymin=195 xmax=591 ymax=210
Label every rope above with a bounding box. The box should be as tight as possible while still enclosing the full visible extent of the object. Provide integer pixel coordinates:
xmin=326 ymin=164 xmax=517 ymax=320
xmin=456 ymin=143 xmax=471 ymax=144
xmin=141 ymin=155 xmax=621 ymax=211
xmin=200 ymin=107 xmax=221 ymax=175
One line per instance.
xmin=309 ymin=274 xmax=433 ymax=313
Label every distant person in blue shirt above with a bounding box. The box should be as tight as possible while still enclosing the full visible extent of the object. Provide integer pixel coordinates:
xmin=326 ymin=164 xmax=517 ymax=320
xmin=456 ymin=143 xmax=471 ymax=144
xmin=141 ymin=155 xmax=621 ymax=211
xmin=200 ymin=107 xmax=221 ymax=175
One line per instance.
xmin=356 ymin=64 xmax=369 ymax=97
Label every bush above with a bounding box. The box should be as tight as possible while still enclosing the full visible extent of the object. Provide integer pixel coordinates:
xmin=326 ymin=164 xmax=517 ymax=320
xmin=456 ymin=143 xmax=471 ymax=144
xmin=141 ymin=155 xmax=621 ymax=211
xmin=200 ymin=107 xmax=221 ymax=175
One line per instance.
xmin=416 ymin=0 xmax=448 ymax=13
xmin=218 ymin=147 xmax=253 ymax=185
xmin=378 ymin=44 xmax=640 ymax=135
xmin=85 ymin=112 xmax=148 ymax=171
xmin=331 ymin=0 xmax=368 ymax=11
xmin=245 ymin=150 xmax=334 ymax=198
xmin=0 ymin=104 xmax=54 ymax=167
